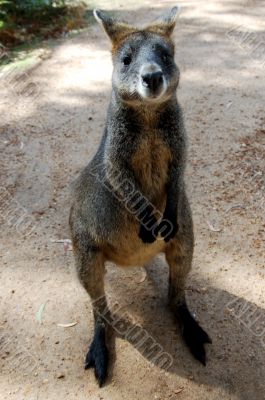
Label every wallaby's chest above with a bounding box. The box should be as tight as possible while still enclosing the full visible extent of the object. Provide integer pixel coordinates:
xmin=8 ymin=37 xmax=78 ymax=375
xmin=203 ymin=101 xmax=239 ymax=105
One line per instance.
xmin=131 ymin=133 xmax=172 ymax=200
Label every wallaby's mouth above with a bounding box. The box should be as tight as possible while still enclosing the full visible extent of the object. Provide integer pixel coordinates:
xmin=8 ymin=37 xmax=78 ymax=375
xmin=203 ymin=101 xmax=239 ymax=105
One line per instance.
xmin=137 ymin=63 xmax=167 ymax=101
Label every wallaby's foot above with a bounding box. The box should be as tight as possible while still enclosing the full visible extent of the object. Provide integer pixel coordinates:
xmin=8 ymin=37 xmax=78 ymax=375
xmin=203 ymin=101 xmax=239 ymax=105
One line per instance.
xmin=177 ymin=303 xmax=211 ymax=366
xmin=85 ymin=321 xmax=109 ymax=387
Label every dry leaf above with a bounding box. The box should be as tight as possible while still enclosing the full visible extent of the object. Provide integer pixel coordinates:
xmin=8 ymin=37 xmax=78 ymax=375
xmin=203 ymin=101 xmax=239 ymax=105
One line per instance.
xmin=174 ymin=387 xmax=184 ymax=394
xmin=57 ymin=322 xmax=77 ymax=328
xmin=207 ymin=220 xmax=222 ymax=232
xmin=138 ymin=268 xmax=147 ymax=283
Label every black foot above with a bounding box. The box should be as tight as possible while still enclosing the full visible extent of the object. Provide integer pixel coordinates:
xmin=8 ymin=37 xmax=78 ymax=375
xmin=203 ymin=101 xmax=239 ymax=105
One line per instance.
xmin=178 ymin=303 xmax=211 ymax=366
xmin=85 ymin=322 xmax=108 ymax=387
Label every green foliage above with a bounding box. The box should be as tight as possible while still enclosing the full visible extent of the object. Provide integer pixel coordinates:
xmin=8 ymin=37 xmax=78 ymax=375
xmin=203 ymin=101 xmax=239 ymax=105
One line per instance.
xmin=0 ymin=0 xmax=87 ymax=48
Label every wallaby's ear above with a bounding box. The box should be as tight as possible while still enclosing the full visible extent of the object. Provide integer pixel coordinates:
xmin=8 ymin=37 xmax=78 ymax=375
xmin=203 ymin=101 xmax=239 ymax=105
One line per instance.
xmin=146 ymin=6 xmax=180 ymax=36
xmin=93 ymin=9 xmax=136 ymax=44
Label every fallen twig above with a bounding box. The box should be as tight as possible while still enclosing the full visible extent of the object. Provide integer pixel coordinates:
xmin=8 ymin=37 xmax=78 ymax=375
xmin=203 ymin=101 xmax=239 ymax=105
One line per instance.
xmin=50 ymin=239 xmax=72 ymax=244
xmin=51 ymin=239 xmax=73 ymax=253
xmin=57 ymin=322 xmax=78 ymax=328
xmin=36 ymin=302 xmax=47 ymax=324
xmin=225 ymin=203 xmax=245 ymax=214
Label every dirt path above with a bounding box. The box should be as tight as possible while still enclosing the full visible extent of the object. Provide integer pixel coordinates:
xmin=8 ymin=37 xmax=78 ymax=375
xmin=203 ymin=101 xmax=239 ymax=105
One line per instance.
xmin=0 ymin=1 xmax=264 ymax=399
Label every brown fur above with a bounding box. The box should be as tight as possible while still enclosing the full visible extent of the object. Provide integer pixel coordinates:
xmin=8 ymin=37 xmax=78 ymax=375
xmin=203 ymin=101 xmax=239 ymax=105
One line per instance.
xmin=69 ymin=8 xmax=210 ymax=386
xmin=111 ymin=30 xmax=174 ymax=56
xmin=111 ymin=30 xmax=138 ymax=55
xmin=131 ymin=134 xmax=172 ymax=203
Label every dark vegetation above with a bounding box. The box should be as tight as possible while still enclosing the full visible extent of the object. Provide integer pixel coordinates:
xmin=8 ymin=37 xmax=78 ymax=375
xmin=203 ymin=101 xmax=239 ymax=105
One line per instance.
xmin=0 ymin=1 xmax=89 ymax=57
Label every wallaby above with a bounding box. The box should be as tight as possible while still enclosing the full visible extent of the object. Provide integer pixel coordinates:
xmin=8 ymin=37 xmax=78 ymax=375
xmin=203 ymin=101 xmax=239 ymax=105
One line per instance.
xmin=69 ymin=7 xmax=211 ymax=387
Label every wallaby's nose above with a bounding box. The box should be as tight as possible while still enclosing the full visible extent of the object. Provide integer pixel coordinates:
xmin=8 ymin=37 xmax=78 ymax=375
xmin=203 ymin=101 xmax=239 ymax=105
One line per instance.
xmin=142 ymin=71 xmax=163 ymax=92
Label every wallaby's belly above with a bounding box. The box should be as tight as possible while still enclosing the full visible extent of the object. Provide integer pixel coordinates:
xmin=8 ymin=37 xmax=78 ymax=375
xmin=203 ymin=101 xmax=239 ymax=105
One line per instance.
xmin=75 ymin=136 xmax=171 ymax=267
xmin=103 ymin=235 xmax=166 ymax=267
xmin=93 ymin=135 xmax=171 ymax=266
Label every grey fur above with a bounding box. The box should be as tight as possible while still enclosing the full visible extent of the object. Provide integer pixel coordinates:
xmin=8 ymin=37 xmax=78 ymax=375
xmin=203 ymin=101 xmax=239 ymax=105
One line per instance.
xmin=69 ymin=7 xmax=210 ymax=386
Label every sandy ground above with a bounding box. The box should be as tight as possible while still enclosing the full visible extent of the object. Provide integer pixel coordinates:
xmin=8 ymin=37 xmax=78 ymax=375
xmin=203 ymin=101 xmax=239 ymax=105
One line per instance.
xmin=0 ymin=0 xmax=265 ymax=399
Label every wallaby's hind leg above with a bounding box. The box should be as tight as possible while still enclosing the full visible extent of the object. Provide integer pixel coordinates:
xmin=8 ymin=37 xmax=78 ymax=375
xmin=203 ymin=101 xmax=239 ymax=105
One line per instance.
xmin=165 ymin=219 xmax=211 ymax=365
xmin=73 ymin=242 xmax=109 ymax=386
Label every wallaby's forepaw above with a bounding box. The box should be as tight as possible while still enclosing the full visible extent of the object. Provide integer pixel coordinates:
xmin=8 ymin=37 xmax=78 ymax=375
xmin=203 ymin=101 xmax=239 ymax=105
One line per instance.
xmin=138 ymin=205 xmax=158 ymax=243
xmin=159 ymin=219 xmax=178 ymax=242
xmin=85 ymin=324 xmax=109 ymax=387
xmin=139 ymin=224 xmax=158 ymax=243
xmin=178 ymin=304 xmax=211 ymax=366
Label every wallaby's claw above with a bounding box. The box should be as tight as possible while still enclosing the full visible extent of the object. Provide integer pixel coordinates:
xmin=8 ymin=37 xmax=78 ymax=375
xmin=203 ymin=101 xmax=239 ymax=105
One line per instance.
xmin=85 ymin=325 xmax=109 ymax=387
xmin=158 ymin=207 xmax=179 ymax=242
xmin=139 ymin=224 xmax=158 ymax=243
xmin=161 ymin=221 xmax=178 ymax=242
xmin=138 ymin=217 xmax=178 ymax=243
xmin=138 ymin=205 xmax=158 ymax=243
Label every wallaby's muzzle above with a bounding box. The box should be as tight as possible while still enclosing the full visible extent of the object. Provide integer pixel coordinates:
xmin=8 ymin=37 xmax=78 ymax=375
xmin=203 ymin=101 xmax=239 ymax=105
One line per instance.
xmin=140 ymin=63 xmax=165 ymax=99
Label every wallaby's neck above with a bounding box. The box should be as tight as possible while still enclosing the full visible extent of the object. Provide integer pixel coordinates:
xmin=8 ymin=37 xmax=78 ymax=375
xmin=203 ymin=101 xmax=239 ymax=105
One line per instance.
xmin=108 ymin=90 xmax=178 ymax=129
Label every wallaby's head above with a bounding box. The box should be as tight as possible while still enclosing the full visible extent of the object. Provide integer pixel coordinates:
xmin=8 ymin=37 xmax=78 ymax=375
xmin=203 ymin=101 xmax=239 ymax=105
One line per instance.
xmin=94 ymin=7 xmax=180 ymax=105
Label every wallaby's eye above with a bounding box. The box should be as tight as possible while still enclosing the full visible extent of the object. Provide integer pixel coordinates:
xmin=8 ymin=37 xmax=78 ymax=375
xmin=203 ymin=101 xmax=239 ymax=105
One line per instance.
xmin=162 ymin=53 xmax=171 ymax=64
xmin=123 ymin=55 xmax=132 ymax=66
